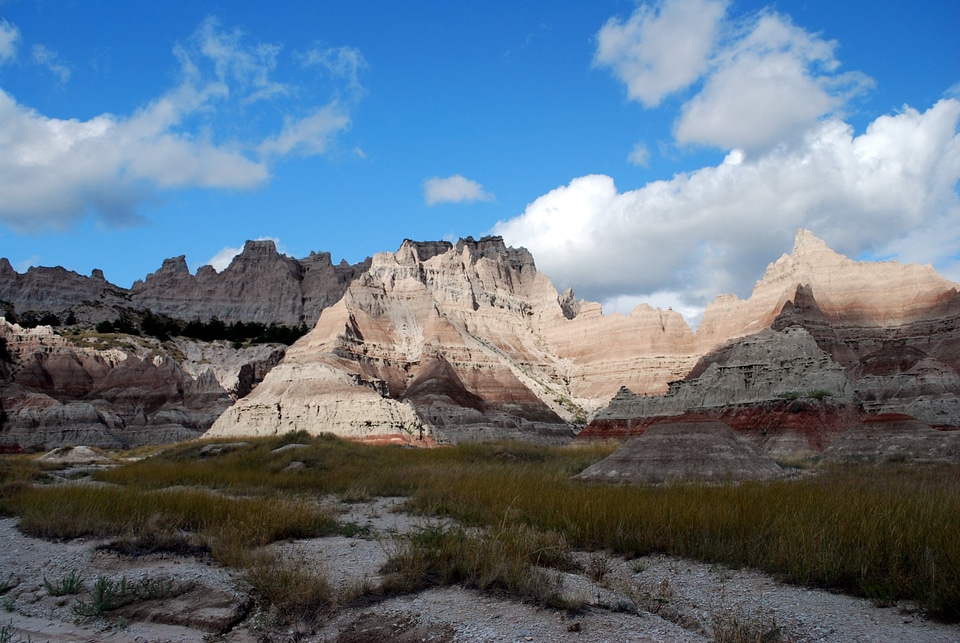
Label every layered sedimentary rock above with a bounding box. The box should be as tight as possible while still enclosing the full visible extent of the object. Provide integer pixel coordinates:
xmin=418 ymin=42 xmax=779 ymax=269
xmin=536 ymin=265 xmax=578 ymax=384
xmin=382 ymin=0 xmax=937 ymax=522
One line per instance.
xmin=582 ymin=230 xmax=960 ymax=455
xmin=820 ymin=414 xmax=960 ymax=463
xmin=0 ymin=259 xmax=130 ymax=320
xmin=0 ymin=240 xmax=370 ymax=327
xmin=0 ymin=320 xmax=284 ymax=449
xmin=210 ymin=237 xmax=577 ymax=444
xmin=575 ymin=419 xmax=785 ymax=484
xmin=129 ymin=240 xmax=370 ymax=326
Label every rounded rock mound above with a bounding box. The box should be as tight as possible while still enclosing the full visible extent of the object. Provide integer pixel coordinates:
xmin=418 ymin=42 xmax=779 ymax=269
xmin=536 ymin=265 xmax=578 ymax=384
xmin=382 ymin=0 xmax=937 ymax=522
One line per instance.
xmin=575 ymin=418 xmax=785 ymax=484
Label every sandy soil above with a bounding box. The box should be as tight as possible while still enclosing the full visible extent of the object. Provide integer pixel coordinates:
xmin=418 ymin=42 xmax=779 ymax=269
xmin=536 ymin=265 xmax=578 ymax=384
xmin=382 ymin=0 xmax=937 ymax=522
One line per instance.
xmin=1 ymin=496 xmax=958 ymax=642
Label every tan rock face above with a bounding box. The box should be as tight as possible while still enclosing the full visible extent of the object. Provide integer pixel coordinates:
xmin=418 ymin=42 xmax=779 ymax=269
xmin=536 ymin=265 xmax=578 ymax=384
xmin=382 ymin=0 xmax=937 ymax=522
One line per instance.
xmin=211 ymin=231 xmax=960 ymax=445
xmin=697 ymin=229 xmax=960 ymax=347
xmin=582 ymin=230 xmax=960 ymax=454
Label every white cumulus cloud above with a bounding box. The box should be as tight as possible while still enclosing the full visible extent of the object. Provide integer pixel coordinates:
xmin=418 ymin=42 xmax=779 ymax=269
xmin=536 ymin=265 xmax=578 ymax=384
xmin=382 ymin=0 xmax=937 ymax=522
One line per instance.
xmin=494 ymin=99 xmax=960 ymax=323
xmin=674 ymin=12 xmax=873 ymax=153
xmin=594 ymin=0 xmax=728 ymax=107
xmin=596 ymin=0 xmax=873 ymax=154
xmin=423 ymin=174 xmax=495 ymax=206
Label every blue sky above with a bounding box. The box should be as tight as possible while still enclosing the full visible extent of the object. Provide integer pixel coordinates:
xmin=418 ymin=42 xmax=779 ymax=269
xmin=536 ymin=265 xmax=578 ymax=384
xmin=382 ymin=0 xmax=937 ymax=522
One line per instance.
xmin=0 ymin=0 xmax=958 ymax=324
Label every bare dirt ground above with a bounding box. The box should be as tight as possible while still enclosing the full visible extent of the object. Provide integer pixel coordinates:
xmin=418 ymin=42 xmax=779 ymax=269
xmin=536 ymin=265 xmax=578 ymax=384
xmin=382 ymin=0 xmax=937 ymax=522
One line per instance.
xmin=1 ymin=496 xmax=959 ymax=642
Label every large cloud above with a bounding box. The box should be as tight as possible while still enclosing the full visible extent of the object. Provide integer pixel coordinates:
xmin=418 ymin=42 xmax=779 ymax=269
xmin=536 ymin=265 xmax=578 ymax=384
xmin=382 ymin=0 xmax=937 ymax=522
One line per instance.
xmin=494 ymin=99 xmax=960 ymax=321
xmin=595 ymin=0 xmax=872 ymax=153
xmin=0 ymin=18 xmax=364 ymax=232
xmin=495 ymin=0 xmax=955 ymax=324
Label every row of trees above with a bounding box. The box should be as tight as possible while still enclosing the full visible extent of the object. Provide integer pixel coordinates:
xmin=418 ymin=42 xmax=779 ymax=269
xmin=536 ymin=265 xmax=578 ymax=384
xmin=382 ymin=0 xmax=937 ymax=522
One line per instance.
xmin=3 ymin=310 xmax=77 ymax=328
xmin=96 ymin=313 xmax=309 ymax=346
xmin=3 ymin=306 xmax=308 ymax=346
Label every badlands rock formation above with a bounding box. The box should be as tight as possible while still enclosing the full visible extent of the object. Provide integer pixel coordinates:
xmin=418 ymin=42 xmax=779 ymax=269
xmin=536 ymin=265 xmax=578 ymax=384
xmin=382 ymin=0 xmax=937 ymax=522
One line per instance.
xmin=211 ymin=236 xmax=704 ymax=444
xmin=0 ymin=320 xmax=284 ymax=449
xmin=210 ymin=231 xmax=960 ymax=448
xmin=582 ymin=230 xmax=960 ymax=459
xmin=0 ymin=240 xmax=370 ymax=327
xmin=210 ymin=237 xmax=575 ymax=444
xmin=2 ymin=228 xmax=957 ymax=452
xmin=0 ymin=259 xmax=129 ymax=323
xmin=575 ymin=419 xmax=785 ymax=484
xmin=130 ymin=240 xmax=370 ymax=326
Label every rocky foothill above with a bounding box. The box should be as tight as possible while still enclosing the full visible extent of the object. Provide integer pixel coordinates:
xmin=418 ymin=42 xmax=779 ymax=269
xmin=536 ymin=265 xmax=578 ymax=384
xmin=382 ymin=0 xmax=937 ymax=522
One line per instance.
xmin=1 ymin=230 xmax=959 ymax=463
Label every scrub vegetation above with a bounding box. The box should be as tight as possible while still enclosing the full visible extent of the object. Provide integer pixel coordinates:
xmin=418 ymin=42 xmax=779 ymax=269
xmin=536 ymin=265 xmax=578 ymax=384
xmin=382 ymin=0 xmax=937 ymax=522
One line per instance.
xmin=1 ymin=433 xmax=958 ymax=624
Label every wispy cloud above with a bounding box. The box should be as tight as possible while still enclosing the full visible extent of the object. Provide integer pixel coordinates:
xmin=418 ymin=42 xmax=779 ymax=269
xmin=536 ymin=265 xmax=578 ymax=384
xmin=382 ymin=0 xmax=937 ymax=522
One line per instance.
xmin=0 ymin=18 xmax=364 ymax=233
xmin=423 ymin=174 xmax=495 ymax=206
xmin=31 ymin=44 xmax=70 ymax=84
xmin=0 ymin=20 xmax=18 ymax=64
xmin=627 ymin=141 xmax=650 ymax=167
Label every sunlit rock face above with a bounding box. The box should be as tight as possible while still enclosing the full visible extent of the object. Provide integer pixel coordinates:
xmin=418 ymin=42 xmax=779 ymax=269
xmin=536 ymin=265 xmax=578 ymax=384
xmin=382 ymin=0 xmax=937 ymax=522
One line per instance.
xmin=211 ymin=230 xmax=960 ymax=447
xmin=581 ymin=230 xmax=960 ymax=457
xmin=212 ymin=235 xmax=705 ymax=444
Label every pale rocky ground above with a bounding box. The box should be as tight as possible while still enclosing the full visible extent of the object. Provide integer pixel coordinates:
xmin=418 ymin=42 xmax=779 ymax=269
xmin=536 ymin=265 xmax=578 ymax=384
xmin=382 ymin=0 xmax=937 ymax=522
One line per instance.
xmin=1 ymin=495 xmax=959 ymax=642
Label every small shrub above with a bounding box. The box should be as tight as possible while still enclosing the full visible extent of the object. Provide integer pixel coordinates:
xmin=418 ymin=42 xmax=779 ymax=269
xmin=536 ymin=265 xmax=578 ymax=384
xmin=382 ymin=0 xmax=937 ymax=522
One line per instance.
xmin=245 ymin=551 xmax=334 ymax=625
xmin=712 ymin=608 xmax=785 ymax=642
xmin=43 ymin=570 xmax=85 ymax=596
xmin=338 ymin=483 xmax=373 ymax=504
xmin=73 ymin=575 xmax=132 ymax=617
xmin=72 ymin=574 xmax=192 ymax=618
xmin=587 ymin=551 xmax=612 ymax=583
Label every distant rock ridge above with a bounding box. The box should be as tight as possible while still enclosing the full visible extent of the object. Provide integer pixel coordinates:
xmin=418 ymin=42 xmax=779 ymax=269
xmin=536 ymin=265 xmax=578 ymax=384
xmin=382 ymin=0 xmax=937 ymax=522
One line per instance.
xmin=0 ymin=240 xmax=371 ymax=327
xmin=207 ymin=230 xmax=960 ymax=448
xmin=3 ymin=228 xmax=959 ymax=452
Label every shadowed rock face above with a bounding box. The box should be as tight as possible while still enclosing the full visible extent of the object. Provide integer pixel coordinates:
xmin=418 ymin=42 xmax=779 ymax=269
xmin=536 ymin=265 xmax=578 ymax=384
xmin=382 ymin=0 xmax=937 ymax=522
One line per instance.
xmin=575 ymin=418 xmax=785 ymax=484
xmin=129 ymin=240 xmax=371 ymax=326
xmin=0 ymin=321 xmax=285 ymax=449
xmin=0 ymin=240 xmax=371 ymax=327
xmin=820 ymin=414 xmax=960 ymax=463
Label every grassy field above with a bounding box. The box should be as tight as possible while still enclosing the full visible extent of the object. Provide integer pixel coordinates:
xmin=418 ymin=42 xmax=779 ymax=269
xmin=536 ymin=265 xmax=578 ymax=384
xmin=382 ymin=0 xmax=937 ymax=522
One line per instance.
xmin=1 ymin=432 xmax=958 ymax=623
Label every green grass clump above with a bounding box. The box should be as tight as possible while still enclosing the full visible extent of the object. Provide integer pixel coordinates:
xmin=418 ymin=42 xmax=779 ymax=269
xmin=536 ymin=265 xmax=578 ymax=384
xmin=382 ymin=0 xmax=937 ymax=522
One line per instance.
xmin=43 ymin=570 xmax=85 ymax=596
xmin=72 ymin=574 xmax=192 ymax=618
